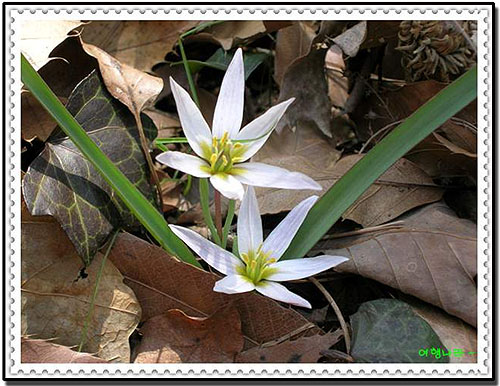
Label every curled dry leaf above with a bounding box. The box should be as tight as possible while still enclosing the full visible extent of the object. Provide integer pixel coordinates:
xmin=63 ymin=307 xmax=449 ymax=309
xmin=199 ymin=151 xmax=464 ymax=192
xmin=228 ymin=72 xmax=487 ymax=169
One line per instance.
xmin=81 ymin=41 xmax=163 ymax=117
xmin=403 ymin=295 xmax=477 ymax=364
xmin=108 ymin=232 xmax=321 ymax=349
xmin=135 ymin=306 xmax=244 ymax=363
xmin=21 ymin=210 xmax=141 ymax=363
xmin=185 ymin=21 xmax=267 ymax=50
xmin=236 ymin=331 xmax=342 ymax=363
xmin=21 ymin=20 xmax=82 ymax=70
xmin=316 ymin=203 xmax=476 ymax=326
xmin=21 ymin=338 xmax=107 ymax=364
xmin=253 ymin=127 xmax=442 ymax=225
xmin=333 ymin=21 xmax=368 ymax=57
xmin=80 ymin=21 xmax=200 ymax=71
xmin=353 ymin=80 xmax=477 ymax=178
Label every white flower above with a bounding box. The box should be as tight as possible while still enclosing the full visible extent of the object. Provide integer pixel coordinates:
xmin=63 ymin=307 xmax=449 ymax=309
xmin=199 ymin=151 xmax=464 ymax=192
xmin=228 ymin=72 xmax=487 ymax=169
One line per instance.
xmin=170 ymin=187 xmax=348 ymax=308
xmin=156 ymin=48 xmax=321 ymax=200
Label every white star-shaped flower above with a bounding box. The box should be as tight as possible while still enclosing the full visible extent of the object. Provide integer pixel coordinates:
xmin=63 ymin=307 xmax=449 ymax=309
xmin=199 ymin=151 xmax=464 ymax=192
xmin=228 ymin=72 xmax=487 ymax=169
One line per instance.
xmin=156 ymin=48 xmax=321 ymax=200
xmin=170 ymin=187 xmax=348 ymax=308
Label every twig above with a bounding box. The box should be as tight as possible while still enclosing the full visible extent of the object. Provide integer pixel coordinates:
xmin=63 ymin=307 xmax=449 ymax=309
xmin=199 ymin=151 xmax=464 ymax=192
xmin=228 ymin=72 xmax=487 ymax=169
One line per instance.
xmin=359 ymin=119 xmax=404 ymax=154
xmin=78 ymin=230 xmax=120 ymax=352
xmin=309 ymin=277 xmax=351 ymax=354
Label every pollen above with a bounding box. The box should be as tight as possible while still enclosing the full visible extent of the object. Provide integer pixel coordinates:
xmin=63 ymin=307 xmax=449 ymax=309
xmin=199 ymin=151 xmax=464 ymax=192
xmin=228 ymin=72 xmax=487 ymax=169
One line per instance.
xmin=206 ymin=131 xmax=248 ymax=174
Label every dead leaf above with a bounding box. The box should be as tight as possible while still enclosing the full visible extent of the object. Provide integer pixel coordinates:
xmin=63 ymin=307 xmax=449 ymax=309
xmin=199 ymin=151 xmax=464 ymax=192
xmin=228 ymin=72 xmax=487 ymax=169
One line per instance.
xmin=22 ymin=212 xmax=141 ymax=362
xmin=21 ymin=20 xmax=82 ymax=70
xmin=185 ymin=21 xmax=267 ymax=51
xmin=144 ymin=109 xmax=180 ymax=139
xmin=21 ymin=338 xmax=107 ymax=363
xmin=403 ymin=296 xmax=477 ymax=363
xmin=333 ymin=22 xmax=367 ymax=57
xmin=135 ymin=307 xmax=244 ymax=363
xmin=80 ymin=21 xmax=200 ymax=71
xmin=353 ymin=80 xmax=477 ymax=178
xmin=81 ymin=41 xmax=163 ymax=116
xmin=236 ymin=332 xmax=341 ymax=363
xmin=108 ymin=232 xmax=320 ymax=348
xmin=253 ymin=128 xmax=442 ymax=225
xmin=274 ymin=22 xmax=318 ymax=86
xmin=325 ymin=44 xmax=349 ymax=109
xmin=316 ymin=203 xmax=476 ymax=326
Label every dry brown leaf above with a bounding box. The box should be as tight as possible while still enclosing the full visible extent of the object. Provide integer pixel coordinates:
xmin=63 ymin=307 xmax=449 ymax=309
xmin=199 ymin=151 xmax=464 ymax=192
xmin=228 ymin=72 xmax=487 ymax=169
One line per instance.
xmin=21 ymin=20 xmax=82 ymax=70
xmin=81 ymin=41 xmax=163 ymax=117
xmin=108 ymin=232 xmax=320 ymax=348
xmin=253 ymin=128 xmax=442 ymax=225
xmin=135 ymin=307 xmax=244 ymax=363
xmin=236 ymin=332 xmax=341 ymax=363
xmin=274 ymin=21 xmax=318 ymax=86
xmin=21 ymin=213 xmax=141 ymax=362
xmin=80 ymin=21 xmax=200 ymax=71
xmin=353 ymin=80 xmax=477 ymax=178
xmin=21 ymin=338 xmax=107 ymax=363
xmin=185 ymin=21 xmax=266 ymax=50
xmin=403 ymin=296 xmax=477 ymax=364
xmin=333 ymin=21 xmax=367 ymax=57
xmin=316 ymin=203 xmax=476 ymax=326
xmin=325 ymin=44 xmax=349 ymax=109
xmin=144 ymin=109 xmax=180 ymax=139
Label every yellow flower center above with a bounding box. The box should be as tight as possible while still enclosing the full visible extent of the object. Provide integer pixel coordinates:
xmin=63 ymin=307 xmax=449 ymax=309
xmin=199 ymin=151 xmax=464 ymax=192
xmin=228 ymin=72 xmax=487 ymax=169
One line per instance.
xmin=201 ymin=132 xmax=247 ymax=174
xmin=238 ymin=245 xmax=277 ymax=284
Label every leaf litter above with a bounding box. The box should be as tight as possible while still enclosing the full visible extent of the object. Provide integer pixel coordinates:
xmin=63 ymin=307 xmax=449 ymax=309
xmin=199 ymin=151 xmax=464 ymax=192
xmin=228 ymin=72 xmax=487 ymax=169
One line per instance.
xmin=20 ymin=19 xmax=478 ymax=364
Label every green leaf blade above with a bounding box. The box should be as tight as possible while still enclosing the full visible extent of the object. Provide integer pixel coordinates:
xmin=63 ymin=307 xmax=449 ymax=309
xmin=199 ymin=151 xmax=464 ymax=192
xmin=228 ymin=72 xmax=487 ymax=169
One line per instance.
xmin=282 ymin=66 xmax=477 ymax=259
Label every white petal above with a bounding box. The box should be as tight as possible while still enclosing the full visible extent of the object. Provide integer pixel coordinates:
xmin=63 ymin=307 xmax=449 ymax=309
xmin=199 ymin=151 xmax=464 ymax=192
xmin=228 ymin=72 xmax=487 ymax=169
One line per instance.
xmin=266 ymin=255 xmax=349 ymax=282
xmin=235 ymin=98 xmax=295 ymax=161
xmin=262 ymin=196 xmax=318 ymax=260
xmin=256 ymin=281 xmax=311 ymax=308
xmin=237 ymin=186 xmax=263 ymax=256
xmin=170 ymin=77 xmax=212 ymax=159
xmin=210 ymin=173 xmax=245 ymax=200
xmin=169 ymin=225 xmax=243 ymax=275
xmin=212 ymin=48 xmax=244 ymax=139
xmin=156 ymin=151 xmax=211 ymax=178
xmin=213 ymin=274 xmax=255 ymax=294
xmin=232 ymin=162 xmax=322 ymax=191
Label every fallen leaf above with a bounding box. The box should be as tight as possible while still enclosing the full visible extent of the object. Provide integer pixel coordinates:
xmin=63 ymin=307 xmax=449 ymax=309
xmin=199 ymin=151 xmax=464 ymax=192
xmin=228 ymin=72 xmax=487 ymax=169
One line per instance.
xmin=350 ymin=299 xmax=448 ymax=363
xmin=353 ymin=80 xmax=477 ymax=178
xmin=403 ymin=295 xmax=477 ymax=363
xmin=21 ymin=214 xmax=141 ymax=363
xmin=274 ymin=21 xmax=318 ymax=87
xmin=22 ymin=70 xmax=157 ymax=265
xmin=325 ymin=44 xmax=349 ymax=109
xmin=236 ymin=332 xmax=341 ymax=363
xmin=22 ymin=338 xmax=107 ymax=363
xmin=144 ymin=108 xmax=180 ymax=139
xmin=135 ymin=307 xmax=244 ymax=363
xmin=80 ymin=21 xmax=200 ymax=72
xmin=185 ymin=21 xmax=267 ymax=50
xmin=108 ymin=232 xmax=321 ymax=348
xmin=21 ymin=20 xmax=82 ymax=70
xmin=316 ymin=203 xmax=477 ymax=326
xmin=81 ymin=41 xmax=163 ymax=118
xmin=333 ymin=22 xmax=368 ymax=57
xmin=254 ymin=129 xmax=442 ymax=225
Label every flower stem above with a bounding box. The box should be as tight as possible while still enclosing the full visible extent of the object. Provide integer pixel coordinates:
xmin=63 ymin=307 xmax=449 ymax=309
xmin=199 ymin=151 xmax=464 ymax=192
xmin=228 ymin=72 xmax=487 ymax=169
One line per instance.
xmin=222 ymin=199 xmax=235 ymax=249
xmin=199 ymin=178 xmax=221 ymax=245
xmin=178 ymin=37 xmax=199 ymax=106
xmin=214 ymin=190 xmax=223 ymax=242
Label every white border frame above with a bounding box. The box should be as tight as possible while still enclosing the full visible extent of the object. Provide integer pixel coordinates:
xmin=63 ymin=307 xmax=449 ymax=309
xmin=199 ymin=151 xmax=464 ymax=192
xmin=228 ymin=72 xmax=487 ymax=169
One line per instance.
xmin=4 ymin=3 xmax=493 ymax=379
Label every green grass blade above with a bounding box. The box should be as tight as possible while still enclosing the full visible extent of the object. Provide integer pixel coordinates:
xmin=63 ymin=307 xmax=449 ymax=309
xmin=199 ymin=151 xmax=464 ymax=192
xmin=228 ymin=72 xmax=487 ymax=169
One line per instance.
xmin=155 ymin=137 xmax=189 ymax=144
xmin=282 ymin=66 xmax=477 ymax=259
xmin=21 ymin=54 xmax=201 ymax=268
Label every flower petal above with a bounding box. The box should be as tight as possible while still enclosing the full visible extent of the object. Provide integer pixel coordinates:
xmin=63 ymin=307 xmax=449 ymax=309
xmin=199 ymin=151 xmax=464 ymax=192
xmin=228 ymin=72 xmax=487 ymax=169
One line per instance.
xmin=266 ymin=255 xmax=349 ymax=282
xmin=156 ymin=151 xmax=211 ymax=178
xmin=235 ymin=98 xmax=295 ymax=162
xmin=212 ymin=48 xmax=244 ymax=139
xmin=261 ymin=196 xmax=318 ymax=260
xmin=213 ymin=274 xmax=255 ymax=294
xmin=169 ymin=225 xmax=243 ymax=275
xmin=256 ymin=281 xmax=311 ymax=308
xmin=237 ymin=187 xmax=263 ymax=256
xmin=170 ymin=77 xmax=212 ymax=159
xmin=210 ymin=173 xmax=245 ymax=200
xmin=232 ymin=162 xmax=322 ymax=191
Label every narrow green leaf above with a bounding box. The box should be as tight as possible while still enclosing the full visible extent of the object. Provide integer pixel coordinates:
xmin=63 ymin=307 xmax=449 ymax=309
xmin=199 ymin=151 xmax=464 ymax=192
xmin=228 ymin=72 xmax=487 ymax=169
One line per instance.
xmin=283 ymin=66 xmax=477 ymax=259
xmin=21 ymin=54 xmax=200 ymax=268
